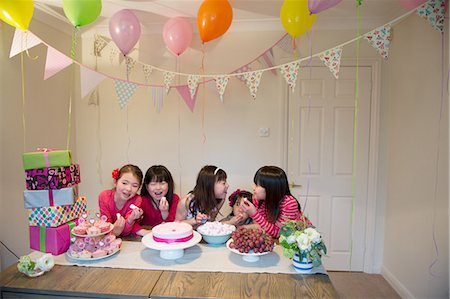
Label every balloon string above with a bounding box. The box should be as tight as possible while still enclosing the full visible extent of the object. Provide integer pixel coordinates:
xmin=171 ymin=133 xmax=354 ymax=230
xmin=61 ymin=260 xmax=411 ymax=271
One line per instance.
xmin=126 ymin=55 xmax=129 ymax=81
xmin=66 ymin=27 xmax=78 ymax=150
xmin=24 ymin=31 xmax=38 ymax=60
xmin=201 ymin=43 xmax=206 ymax=144
xmin=20 ymin=51 xmax=26 ymax=151
xmin=126 ymin=107 xmax=131 ymax=163
xmin=176 ymin=56 xmax=182 ymax=194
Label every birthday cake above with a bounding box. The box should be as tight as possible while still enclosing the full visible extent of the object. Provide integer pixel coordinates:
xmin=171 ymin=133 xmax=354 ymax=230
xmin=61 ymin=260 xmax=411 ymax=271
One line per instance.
xmin=152 ymin=222 xmax=193 ymax=244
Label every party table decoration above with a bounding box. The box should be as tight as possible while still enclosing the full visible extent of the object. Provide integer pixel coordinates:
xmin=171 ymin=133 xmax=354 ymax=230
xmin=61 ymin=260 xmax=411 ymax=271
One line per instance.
xmin=27 ymin=197 xmax=87 ymax=227
xmin=25 ymin=164 xmax=80 ymax=190
xmin=22 ymin=149 xmax=71 ymax=170
xmin=17 ymin=254 xmax=54 ymax=278
xmin=24 ymin=186 xmax=77 ymax=209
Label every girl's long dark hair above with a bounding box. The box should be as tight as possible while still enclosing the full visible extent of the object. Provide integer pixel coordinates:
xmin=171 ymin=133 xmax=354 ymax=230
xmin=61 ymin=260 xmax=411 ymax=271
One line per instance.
xmin=141 ymin=165 xmax=175 ymax=207
xmin=190 ymin=165 xmax=227 ymax=216
xmin=253 ymin=166 xmax=295 ymax=223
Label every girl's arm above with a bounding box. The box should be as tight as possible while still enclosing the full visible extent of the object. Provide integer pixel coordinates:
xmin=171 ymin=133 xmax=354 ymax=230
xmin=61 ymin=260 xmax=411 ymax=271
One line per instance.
xmin=166 ymin=194 xmax=180 ymax=222
xmin=175 ymin=195 xmax=206 ymax=226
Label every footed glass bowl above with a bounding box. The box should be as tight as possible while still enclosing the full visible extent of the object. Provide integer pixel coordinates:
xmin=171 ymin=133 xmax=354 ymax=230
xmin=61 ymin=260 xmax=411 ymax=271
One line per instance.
xmin=200 ymin=233 xmax=232 ymax=246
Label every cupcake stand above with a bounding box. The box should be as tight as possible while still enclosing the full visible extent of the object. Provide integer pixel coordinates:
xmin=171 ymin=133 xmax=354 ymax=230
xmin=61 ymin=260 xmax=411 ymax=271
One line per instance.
xmin=142 ymin=231 xmax=202 ymax=260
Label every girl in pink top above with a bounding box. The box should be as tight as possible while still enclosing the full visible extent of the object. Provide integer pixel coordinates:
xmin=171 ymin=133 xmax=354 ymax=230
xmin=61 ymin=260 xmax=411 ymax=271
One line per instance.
xmin=98 ymin=164 xmax=150 ymax=237
xmin=241 ymin=166 xmax=311 ymax=238
xmin=140 ymin=165 xmax=180 ymax=227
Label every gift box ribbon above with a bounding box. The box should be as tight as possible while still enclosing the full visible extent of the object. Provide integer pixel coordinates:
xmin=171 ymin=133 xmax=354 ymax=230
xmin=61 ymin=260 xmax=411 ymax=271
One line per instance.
xmin=39 ymin=220 xmax=76 ymax=252
xmin=37 ymin=148 xmax=54 ymax=168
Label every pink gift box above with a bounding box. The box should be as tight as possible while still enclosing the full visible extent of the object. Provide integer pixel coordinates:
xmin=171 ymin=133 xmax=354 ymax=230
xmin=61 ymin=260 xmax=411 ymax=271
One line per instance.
xmin=25 ymin=164 xmax=81 ymax=190
xmin=29 ymin=219 xmax=78 ymax=255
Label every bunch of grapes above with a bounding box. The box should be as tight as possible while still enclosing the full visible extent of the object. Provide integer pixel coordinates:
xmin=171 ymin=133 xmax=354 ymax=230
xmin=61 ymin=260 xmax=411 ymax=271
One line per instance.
xmin=229 ymin=227 xmax=274 ymax=254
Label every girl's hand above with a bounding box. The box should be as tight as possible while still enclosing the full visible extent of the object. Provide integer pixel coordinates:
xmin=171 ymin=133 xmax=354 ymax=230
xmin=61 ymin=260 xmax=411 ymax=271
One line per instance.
xmin=240 ymin=197 xmax=256 ymax=216
xmin=195 ymin=212 xmax=209 ymax=225
xmin=229 ymin=213 xmax=246 ymax=226
xmin=128 ymin=207 xmax=143 ymax=223
xmin=113 ymin=214 xmax=125 ymax=236
xmin=159 ymin=197 xmax=169 ymax=212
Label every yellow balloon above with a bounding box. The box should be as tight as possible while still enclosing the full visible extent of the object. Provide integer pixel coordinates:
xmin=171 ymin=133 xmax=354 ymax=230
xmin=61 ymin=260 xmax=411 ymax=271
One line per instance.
xmin=280 ymin=0 xmax=316 ymax=38
xmin=0 ymin=0 xmax=34 ymax=31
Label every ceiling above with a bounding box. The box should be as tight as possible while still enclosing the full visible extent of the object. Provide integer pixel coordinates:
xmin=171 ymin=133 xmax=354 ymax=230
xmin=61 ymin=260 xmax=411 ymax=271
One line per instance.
xmin=33 ymin=0 xmax=408 ymax=36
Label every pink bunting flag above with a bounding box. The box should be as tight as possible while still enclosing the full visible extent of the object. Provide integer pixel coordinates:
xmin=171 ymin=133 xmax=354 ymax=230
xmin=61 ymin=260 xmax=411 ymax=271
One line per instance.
xmin=363 ymin=25 xmax=391 ymax=60
xmin=10 ymin=29 xmax=42 ymax=58
xmin=319 ymin=46 xmax=343 ymax=79
xmin=114 ymin=79 xmax=139 ymax=109
xmin=279 ymin=61 xmax=300 ymax=92
xmin=44 ymin=47 xmax=73 ymax=80
xmin=243 ymin=71 xmax=263 ymax=100
xmin=233 ymin=64 xmax=252 ymax=83
xmin=176 ymin=85 xmax=197 ymax=112
xmin=80 ymin=66 xmax=107 ymax=98
xmin=258 ymin=50 xmax=277 ymax=75
xmin=416 ymin=0 xmax=445 ymax=33
xmin=277 ymin=34 xmax=296 ymax=54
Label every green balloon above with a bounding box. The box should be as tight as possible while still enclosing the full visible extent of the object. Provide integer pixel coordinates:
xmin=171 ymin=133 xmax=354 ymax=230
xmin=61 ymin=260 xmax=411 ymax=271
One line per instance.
xmin=63 ymin=0 xmax=102 ymax=27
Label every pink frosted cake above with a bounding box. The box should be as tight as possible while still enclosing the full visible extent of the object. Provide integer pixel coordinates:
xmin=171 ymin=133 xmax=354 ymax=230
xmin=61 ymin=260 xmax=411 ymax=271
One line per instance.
xmin=152 ymin=222 xmax=193 ymax=244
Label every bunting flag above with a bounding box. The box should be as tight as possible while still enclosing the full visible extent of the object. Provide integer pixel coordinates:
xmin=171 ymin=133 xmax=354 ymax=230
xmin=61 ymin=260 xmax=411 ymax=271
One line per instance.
xmin=109 ymin=47 xmax=118 ymax=64
xmin=280 ymin=61 xmax=300 ymax=92
xmin=214 ymin=75 xmax=230 ymax=102
xmin=44 ymin=46 xmax=73 ymax=80
xmin=176 ymin=85 xmax=197 ymax=112
xmin=80 ymin=66 xmax=107 ymax=98
xmin=125 ymin=56 xmax=136 ymax=76
xmin=363 ymin=25 xmax=391 ymax=59
xmin=187 ymin=74 xmax=200 ymax=99
xmin=114 ymin=80 xmax=139 ymax=109
xmin=319 ymin=46 xmax=343 ymax=79
xmin=163 ymin=71 xmax=176 ymax=94
xmin=143 ymin=65 xmax=153 ymax=83
xmin=258 ymin=49 xmax=277 ymax=75
xmin=88 ymin=88 xmax=99 ymax=105
xmin=93 ymin=35 xmax=109 ymax=57
xmin=10 ymin=29 xmax=42 ymax=58
xmin=151 ymin=86 xmax=165 ymax=113
xmin=416 ymin=0 xmax=445 ymax=33
xmin=277 ymin=34 xmax=296 ymax=54
xmin=233 ymin=64 xmax=252 ymax=82
xmin=243 ymin=70 xmax=263 ymax=99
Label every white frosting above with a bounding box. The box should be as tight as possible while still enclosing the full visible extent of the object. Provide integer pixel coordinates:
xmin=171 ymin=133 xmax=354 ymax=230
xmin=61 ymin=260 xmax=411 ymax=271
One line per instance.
xmin=197 ymin=221 xmax=236 ymax=236
xmin=152 ymin=222 xmax=193 ymax=240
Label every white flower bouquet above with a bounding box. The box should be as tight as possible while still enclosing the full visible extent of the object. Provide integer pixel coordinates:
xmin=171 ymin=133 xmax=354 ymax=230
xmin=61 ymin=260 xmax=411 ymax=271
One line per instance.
xmin=279 ymin=220 xmax=327 ymax=267
xmin=17 ymin=254 xmax=54 ymax=277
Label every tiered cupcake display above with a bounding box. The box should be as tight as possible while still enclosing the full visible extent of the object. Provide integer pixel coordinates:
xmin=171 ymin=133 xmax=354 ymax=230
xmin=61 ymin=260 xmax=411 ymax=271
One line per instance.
xmin=67 ymin=213 xmax=122 ymax=260
xmin=23 ymin=149 xmax=87 ymax=255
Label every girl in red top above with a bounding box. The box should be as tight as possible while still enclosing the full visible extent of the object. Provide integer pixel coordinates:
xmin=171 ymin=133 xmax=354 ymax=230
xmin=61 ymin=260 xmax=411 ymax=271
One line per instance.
xmin=140 ymin=165 xmax=180 ymax=227
xmin=98 ymin=164 xmax=149 ymax=237
xmin=241 ymin=166 xmax=310 ymax=238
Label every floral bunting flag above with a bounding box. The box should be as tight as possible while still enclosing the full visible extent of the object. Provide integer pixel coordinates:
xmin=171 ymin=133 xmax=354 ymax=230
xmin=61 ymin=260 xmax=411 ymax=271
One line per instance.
xmin=110 ymin=47 xmax=119 ymax=64
xmin=93 ymin=35 xmax=109 ymax=57
xmin=258 ymin=49 xmax=277 ymax=75
xmin=243 ymin=70 xmax=263 ymax=99
xmin=125 ymin=56 xmax=136 ymax=74
xmin=280 ymin=61 xmax=300 ymax=92
xmin=277 ymin=34 xmax=296 ymax=54
xmin=416 ymin=0 xmax=445 ymax=33
xmin=363 ymin=25 xmax=391 ymax=59
xmin=214 ymin=75 xmax=230 ymax=102
xmin=319 ymin=46 xmax=343 ymax=79
xmin=233 ymin=64 xmax=252 ymax=82
xmin=143 ymin=65 xmax=153 ymax=83
xmin=163 ymin=71 xmax=176 ymax=94
xmin=187 ymin=75 xmax=200 ymax=99
xmin=114 ymin=80 xmax=139 ymax=109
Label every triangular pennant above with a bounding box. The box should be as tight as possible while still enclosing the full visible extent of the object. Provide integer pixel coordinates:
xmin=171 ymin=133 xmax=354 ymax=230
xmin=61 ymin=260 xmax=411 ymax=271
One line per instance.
xmin=109 ymin=47 xmax=118 ymax=64
xmin=93 ymin=35 xmax=109 ymax=57
xmin=114 ymin=80 xmax=139 ymax=109
xmin=80 ymin=66 xmax=107 ymax=98
xmin=163 ymin=71 xmax=176 ymax=94
xmin=277 ymin=34 xmax=296 ymax=54
xmin=44 ymin=47 xmax=73 ymax=80
xmin=143 ymin=65 xmax=153 ymax=83
xmin=151 ymin=86 xmax=165 ymax=113
xmin=187 ymin=75 xmax=200 ymax=99
xmin=279 ymin=61 xmax=300 ymax=92
xmin=243 ymin=70 xmax=263 ymax=100
xmin=233 ymin=64 xmax=252 ymax=82
xmin=363 ymin=25 xmax=391 ymax=59
xmin=88 ymin=88 xmax=99 ymax=105
xmin=416 ymin=0 xmax=445 ymax=33
xmin=258 ymin=49 xmax=277 ymax=75
xmin=176 ymin=85 xmax=198 ymax=112
xmin=125 ymin=56 xmax=136 ymax=74
xmin=10 ymin=29 xmax=42 ymax=58
xmin=319 ymin=46 xmax=343 ymax=79
xmin=214 ymin=75 xmax=230 ymax=102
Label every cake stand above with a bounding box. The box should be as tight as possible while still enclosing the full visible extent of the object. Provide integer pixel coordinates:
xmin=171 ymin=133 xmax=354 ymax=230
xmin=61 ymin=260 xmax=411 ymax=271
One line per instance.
xmin=142 ymin=231 xmax=202 ymax=260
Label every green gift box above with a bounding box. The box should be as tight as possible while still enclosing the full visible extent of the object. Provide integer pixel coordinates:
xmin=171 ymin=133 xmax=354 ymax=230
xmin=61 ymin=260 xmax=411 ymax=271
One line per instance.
xmin=22 ymin=149 xmax=72 ymax=170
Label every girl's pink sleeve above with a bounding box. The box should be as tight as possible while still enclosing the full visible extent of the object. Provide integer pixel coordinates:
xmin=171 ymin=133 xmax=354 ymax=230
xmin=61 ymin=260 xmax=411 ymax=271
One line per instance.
xmin=166 ymin=194 xmax=180 ymax=222
xmin=98 ymin=190 xmax=114 ymax=223
xmin=121 ymin=196 xmax=143 ymax=236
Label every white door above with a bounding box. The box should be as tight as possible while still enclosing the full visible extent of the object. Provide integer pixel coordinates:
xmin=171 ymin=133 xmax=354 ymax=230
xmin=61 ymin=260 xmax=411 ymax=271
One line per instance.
xmin=287 ymin=66 xmax=371 ymax=271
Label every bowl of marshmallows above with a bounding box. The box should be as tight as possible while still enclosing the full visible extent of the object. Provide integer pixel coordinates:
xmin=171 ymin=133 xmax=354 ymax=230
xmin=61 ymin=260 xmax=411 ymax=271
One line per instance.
xmin=197 ymin=221 xmax=236 ymax=246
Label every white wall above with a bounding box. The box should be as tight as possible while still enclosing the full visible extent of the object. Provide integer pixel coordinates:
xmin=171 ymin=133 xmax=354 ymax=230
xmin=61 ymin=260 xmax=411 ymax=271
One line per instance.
xmin=0 ymin=21 xmax=72 ymax=269
xmin=381 ymin=16 xmax=449 ymax=299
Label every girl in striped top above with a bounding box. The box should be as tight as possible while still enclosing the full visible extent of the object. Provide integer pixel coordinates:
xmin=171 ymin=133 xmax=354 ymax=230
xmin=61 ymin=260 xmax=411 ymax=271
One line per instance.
xmin=241 ymin=166 xmax=310 ymax=238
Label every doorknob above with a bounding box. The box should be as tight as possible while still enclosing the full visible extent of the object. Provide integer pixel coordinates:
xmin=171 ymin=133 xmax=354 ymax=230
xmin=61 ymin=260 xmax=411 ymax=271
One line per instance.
xmin=289 ymin=181 xmax=302 ymax=188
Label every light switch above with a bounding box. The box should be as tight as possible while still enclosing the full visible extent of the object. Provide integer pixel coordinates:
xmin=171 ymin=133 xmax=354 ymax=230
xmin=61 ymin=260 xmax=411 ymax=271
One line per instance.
xmin=258 ymin=127 xmax=270 ymax=137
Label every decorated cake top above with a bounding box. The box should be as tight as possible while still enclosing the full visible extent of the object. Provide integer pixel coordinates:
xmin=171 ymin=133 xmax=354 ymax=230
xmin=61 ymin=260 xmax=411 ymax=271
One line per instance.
xmin=152 ymin=222 xmax=193 ymax=242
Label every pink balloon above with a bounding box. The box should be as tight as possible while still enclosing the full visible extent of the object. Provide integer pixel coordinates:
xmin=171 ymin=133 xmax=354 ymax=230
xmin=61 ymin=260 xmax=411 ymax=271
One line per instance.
xmin=308 ymin=0 xmax=343 ymax=14
xmin=162 ymin=17 xmax=193 ymax=56
xmin=397 ymin=0 xmax=427 ymax=10
xmin=109 ymin=9 xmax=141 ymax=56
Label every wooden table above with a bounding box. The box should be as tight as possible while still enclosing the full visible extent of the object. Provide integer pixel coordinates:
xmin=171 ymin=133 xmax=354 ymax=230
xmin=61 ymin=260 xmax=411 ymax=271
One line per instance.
xmin=1 ymin=263 xmax=338 ymax=299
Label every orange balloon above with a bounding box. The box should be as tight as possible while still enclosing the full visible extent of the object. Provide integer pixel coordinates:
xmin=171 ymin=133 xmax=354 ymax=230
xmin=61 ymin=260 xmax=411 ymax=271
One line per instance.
xmin=197 ymin=0 xmax=233 ymax=43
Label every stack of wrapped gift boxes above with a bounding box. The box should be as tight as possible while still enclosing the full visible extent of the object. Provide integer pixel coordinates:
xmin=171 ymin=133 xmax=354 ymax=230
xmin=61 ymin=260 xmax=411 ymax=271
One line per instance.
xmin=22 ymin=149 xmax=87 ymax=255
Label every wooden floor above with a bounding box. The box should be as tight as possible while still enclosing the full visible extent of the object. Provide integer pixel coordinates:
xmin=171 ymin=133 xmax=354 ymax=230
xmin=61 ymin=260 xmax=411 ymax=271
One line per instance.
xmin=328 ymin=271 xmax=401 ymax=299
